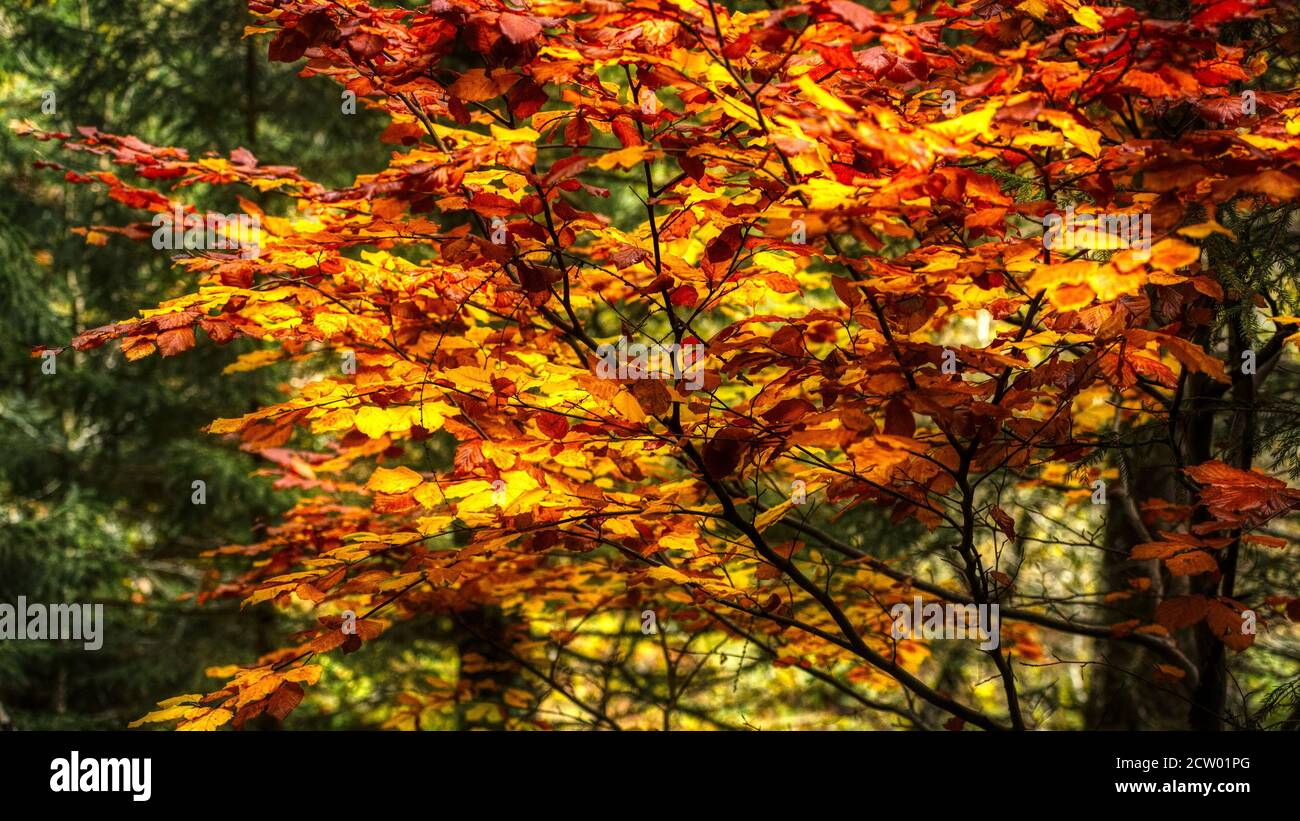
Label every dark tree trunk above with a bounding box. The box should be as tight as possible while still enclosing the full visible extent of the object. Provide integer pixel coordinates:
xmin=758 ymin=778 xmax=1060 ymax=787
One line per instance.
xmin=1086 ymin=442 xmax=1187 ymax=729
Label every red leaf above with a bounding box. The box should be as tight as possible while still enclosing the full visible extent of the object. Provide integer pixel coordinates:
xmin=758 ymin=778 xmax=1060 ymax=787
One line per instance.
xmin=499 ymin=12 xmax=543 ymax=44
xmin=884 ymin=398 xmax=915 ymax=437
xmin=769 ymin=325 xmax=803 ymax=357
xmin=346 ymin=32 xmax=385 ymax=59
xmin=266 ymin=681 xmax=305 ymax=721
xmin=157 ymin=327 xmax=195 ymax=357
xmin=1192 ymin=0 xmax=1253 ymax=27
xmin=612 ymin=116 xmax=642 ymax=148
xmin=706 ymin=224 xmax=742 ymax=264
xmin=702 ymin=434 xmax=742 ymax=479
xmin=565 ymin=114 xmax=591 ymax=146
xmin=762 ymin=398 xmax=815 ymax=425
xmin=1165 ymin=549 xmax=1219 ymax=576
xmin=670 ymin=285 xmax=698 ymax=307
xmin=543 ymin=154 xmax=590 ymax=187
xmin=1185 ymin=460 xmax=1300 ymax=524
xmin=827 ymin=0 xmax=879 ymax=31
xmin=831 ymin=276 xmax=862 ymax=309
xmin=536 ymin=411 xmax=570 ymax=440
xmin=268 ymin=29 xmax=309 ymax=63
xmin=991 ymin=506 xmax=1015 ymax=540
xmin=1155 ymin=595 xmax=1208 ymax=630
xmin=1206 ymin=598 xmax=1254 ymax=651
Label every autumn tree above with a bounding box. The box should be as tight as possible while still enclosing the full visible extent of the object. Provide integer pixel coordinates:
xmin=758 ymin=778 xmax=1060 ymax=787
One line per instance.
xmin=19 ymin=0 xmax=1300 ymax=730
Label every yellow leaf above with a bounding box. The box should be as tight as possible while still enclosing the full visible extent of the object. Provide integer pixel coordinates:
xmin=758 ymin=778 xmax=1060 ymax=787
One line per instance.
xmin=464 ymin=702 xmax=501 ymax=723
xmin=755 ymin=500 xmax=794 ymax=532
xmin=128 ymin=705 xmax=194 ymax=728
xmin=794 ymin=74 xmax=853 ymax=116
xmin=355 ymin=405 xmax=392 ymax=438
xmin=613 ymin=390 xmax=646 ymax=422
xmin=207 ymin=416 xmax=246 ymax=434
xmin=413 ymin=483 xmax=444 ymax=509
xmin=1025 ymin=259 xmax=1098 ymax=292
xmin=243 ymin=583 xmax=295 ymax=607
xmin=928 ymin=103 xmax=998 ymax=145
xmin=1071 ymin=5 xmax=1103 ymax=32
xmin=313 ymin=312 xmax=350 ymax=336
xmin=283 ymin=665 xmax=323 ymax=686
xmin=1177 ymin=221 xmax=1236 ymax=241
xmin=221 ymin=348 xmax=285 ymax=375
xmin=1285 ymin=107 xmax=1300 ymax=136
xmin=659 ymin=533 xmax=699 ymax=552
xmin=594 ymin=144 xmax=651 ymax=170
xmin=441 ymin=365 xmax=497 ymax=392
xmin=367 ymin=465 xmax=423 ymax=494
xmin=755 ymin=481 xmax=826 ymax=531
xmin=416 ymin=514 xmax=454 ymax=535
xmin=1017 ymin=0 xmax=1050 ymax=20
xmin=646 ymin=566 xmax=742 ymax=597
xmin=708 ymin=84 xmax=762 ymax=129
xmin=456 ymin=470 xmax=538 ymax=513
xmin=490 ymin=124 xmax=541 ymax=143
xmin=313 ymin=407 xmax=355 ymax=433
xmin=176 ymin=707 xmax=233 ymax=731
xmin=1041 ymin=110 xmax=1102 ymax=158
xmin=442 ymin=479 xmax=494 ymax=500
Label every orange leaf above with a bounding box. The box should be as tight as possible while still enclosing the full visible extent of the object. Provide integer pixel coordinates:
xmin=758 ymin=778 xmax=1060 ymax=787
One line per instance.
xmin=1206 ymin=598 xmax=1254 ymax=651
xmin=157 ymin=327 xmax=196 ymax=357
xmin=1155 ymin=595 xmax=1208 ymax=629
xmin=1164 ymin=549 xmax=1219 ymax=576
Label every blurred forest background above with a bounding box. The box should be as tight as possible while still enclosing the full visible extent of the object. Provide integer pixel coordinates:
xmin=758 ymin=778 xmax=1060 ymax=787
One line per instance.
xmin=0 ymin=0 xmax=392 ymax=729
xmin=1 ymin=0 xmax=1298 ymax=731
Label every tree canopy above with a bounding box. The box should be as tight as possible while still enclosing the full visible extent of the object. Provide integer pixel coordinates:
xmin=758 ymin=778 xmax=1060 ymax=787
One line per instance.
xmin=13 ymin=0 xmax=1300 ymax=730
